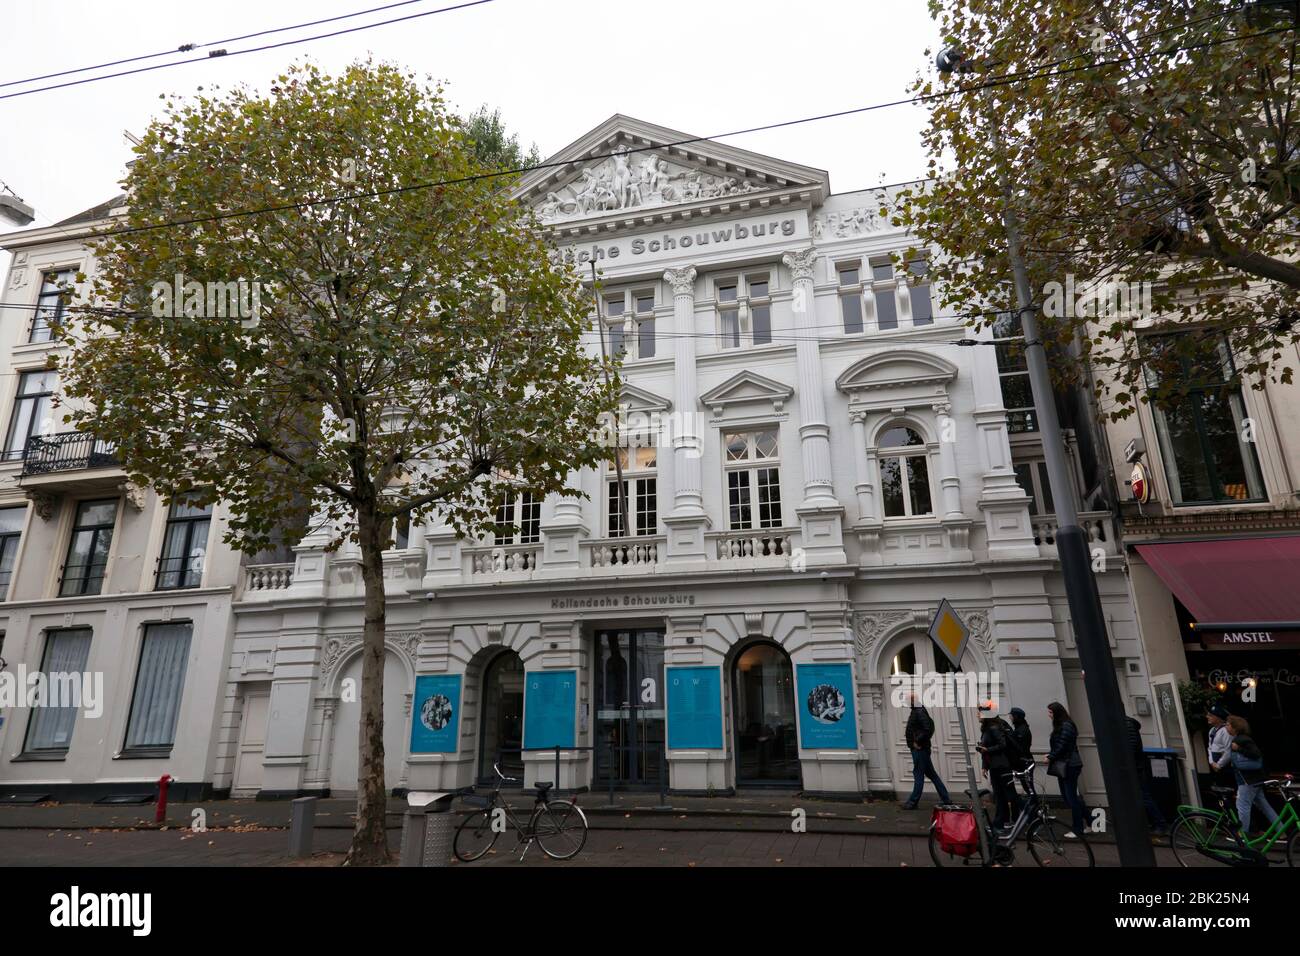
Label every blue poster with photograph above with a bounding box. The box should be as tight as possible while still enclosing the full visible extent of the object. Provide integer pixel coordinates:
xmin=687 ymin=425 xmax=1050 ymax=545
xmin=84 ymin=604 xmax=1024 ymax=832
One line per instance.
xmin=796 ymin=663 xmax=857 ymax=750
xmin=667 ymin=666 xmax=723 ymax=749
xmin=410 ymin=674 xmax=461 ymax=754
xmin=523 ymin=670 xmax=576 ymax=750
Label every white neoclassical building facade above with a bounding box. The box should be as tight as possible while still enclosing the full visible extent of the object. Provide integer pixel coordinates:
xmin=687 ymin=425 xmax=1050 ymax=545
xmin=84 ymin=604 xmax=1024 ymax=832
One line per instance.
xmin=0 ymin=116 xmax=1159 ymax=805
xmin=221 ymin=116 xmax=1153 ymax=803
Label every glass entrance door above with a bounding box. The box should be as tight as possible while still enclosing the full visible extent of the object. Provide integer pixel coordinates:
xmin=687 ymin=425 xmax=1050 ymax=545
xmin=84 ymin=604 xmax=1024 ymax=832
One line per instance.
xmin=478 ymin=650 xmax=525 ymax=783
xmin=594 ymin=629 xmax=665 ymax=789
xmin=732 ymin=642 xmax=801 ymax=784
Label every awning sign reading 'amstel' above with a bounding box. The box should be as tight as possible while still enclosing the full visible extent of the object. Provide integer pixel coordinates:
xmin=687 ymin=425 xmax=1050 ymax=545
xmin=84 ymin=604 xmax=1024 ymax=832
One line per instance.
xmin=928 ymin=598 xmax=970 ymax=669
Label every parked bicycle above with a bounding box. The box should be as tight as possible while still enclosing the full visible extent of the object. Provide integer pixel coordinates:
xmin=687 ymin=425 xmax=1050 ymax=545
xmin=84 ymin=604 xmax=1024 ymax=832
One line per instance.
xmin=452 ymin=763 xmax=589 ymax=863
xmin=929 ymin=764 xmax=1095 ymax=867
xmin=1168 ymin=774 xmax=1298 ymax=867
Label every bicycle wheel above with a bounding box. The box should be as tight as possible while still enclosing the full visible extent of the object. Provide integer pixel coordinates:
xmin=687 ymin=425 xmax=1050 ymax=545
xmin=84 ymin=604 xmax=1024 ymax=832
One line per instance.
xmin=533 ymin=800 xmax=588 ymax=860
xmin=1169 ymin=811 xmax=1237 ymax=867
xmin=927 ymin=825 xmax=985 ymax=867
xmin=1027 ymin=818 xmax=1094 ymax=867
xmin=453 ymin=809 xmax=500 ymax=862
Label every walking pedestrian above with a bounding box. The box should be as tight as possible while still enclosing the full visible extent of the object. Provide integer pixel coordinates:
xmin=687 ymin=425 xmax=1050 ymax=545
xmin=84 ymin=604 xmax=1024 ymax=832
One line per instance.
xmin=1045 ymin=701 xmax=1086 ymax=837
xmin=977 ymin=713 xmax=1021 ymax=829
xmin=1206 ymin=705 xmax=1232 ymax=786
xmin=1008 ymin=707 xmax=1034 ymax=770
xmin=902 ymin=694 xmax=951 ymax=809
xmin=1212 ymin=715 xmax=1279 ymax=836
xmin=1125 ymin=713 xmax=1168 ymax=834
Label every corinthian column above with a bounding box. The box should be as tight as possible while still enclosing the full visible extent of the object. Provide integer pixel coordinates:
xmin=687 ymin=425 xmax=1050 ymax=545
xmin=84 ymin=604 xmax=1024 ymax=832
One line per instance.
xmin=782 ymin=247 xmax=845 ymax=565
xmin=662 ymin=266 xmax=710 ymax=566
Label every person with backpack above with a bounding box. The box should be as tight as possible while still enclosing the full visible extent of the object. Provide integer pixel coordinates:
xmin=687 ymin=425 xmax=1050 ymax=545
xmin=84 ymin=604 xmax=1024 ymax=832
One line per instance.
xmin=1126 ymin=713 xmax=1168 ymax=835
xmin=902 ymin=694 xmax=951 ymax=809
xmin=1045 ymin=701 xmax=1086 ymax=837
xmin=977 ymin=712 xmax=1022 ymax=829
xmin=1212 ymin=715 xmax=1279 ymax=835
xmin=1008 ymin=707 xmax=1034 ymax=770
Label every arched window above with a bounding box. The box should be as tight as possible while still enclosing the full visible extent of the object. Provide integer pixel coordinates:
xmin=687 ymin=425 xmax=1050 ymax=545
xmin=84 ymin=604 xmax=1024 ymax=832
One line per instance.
xmin=878 ymin=426 xmax=933 ymax=518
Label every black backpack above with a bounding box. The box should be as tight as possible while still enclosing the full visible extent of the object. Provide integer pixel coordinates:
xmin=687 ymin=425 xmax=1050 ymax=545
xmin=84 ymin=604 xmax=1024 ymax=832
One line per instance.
xmin=996 ymin=718 xmax=1026 ymax=767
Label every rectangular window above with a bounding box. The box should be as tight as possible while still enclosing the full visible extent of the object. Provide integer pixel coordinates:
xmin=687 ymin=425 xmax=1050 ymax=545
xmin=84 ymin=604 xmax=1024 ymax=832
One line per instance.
xmin=635 ymin=294 xmax=655 ymax=359
xmin=123 ymin=622 xmax=193 ymax=754
xmin=22 ymin=628 xmax=92 ymax=754
xmin=871 ymin=260 xmax=898 ymax=330
xmin=838 ymin=265 xmax=864 ymax=334
xmin=31 ymin=269 xmax=75 ymax=344
xmin=992 ymin=311 xmax=1038 ymax=433
xmin=878 ymin=427 xmax=934 ymax=518
xmin=716 ymin=276 xmax=772 ymax=349
xmin=1014 ymin=461 xmax=1056 ymax=516
xmin=605 ymin=296 xmax=626 ymax=360
xmin=749 ymin=278 xmax=772 ymax=346
xmin=907 ymin=259 xmax=934 ymax=326
xmin=5 ymin=369 xmax=57 ymax=461
xmin=156 ymin=495 xmax=212 ymax=590
xmin=392 ymin=512 xmax=411 ymax=550
xmin=61 ymin=499 xmax=117 ymax=596
xmin=0 ymin=506 xmax=25 ymax=599
xmin=495 ymin=492 xmax=541 ymax=545
xmin=608 ymin=446 xmax=657 ymax=537
xmin=1146 ymin=334 xmax=1266 ymax=505
xmin=724 ymin=429 xmax=782 ymax=530
xmin=717 ymin=281 xmax=740 ymax=349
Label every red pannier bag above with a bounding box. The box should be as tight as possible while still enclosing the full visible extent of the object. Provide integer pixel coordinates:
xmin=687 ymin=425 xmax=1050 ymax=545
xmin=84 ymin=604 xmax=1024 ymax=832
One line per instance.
xmin=932 ymin=807 xmax=979 ymax=857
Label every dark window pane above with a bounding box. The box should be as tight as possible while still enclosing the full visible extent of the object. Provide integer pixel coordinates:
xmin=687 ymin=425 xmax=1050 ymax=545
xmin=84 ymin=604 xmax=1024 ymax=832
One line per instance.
xmin=838 ymin=267 xmax=859 ymax=286
xmin=756 ymin=467 xmax=782 ymax=528
xmin=871 ymin=262 xmax=893 ymax=282
xmin=909 ymin=284 xmax=933 ymax=325
xmin=728 ymin=471 xmax=752 ymax=529
xmin=876 ymin=289 xmax=898 ymax=330
xmin=880 ymin=457 xmax=904 ymax=517
xmin=907 ymin=456 xmax=933 ymax=515
xmin=1036 ymin=462 xmax=1055 ymax=514
xmin=1014 ymin=463 xmax=1037 ymax=515
xmin=841 ymin=294 xmax=863 ymax=334
xmin=879 ymin=427 xmax=924 ymax=448
xmin=748 ymin=280 xmax=768 ymax=299
xmin=718 ymin=284 xmax=737 ymax=302
xmin=751 ymin=306 xmax=771 ymax=345
xmin=721 ymin=310 xmax=740 ymax=348
xmin=637 ymin=317 xmax=655 ymax=359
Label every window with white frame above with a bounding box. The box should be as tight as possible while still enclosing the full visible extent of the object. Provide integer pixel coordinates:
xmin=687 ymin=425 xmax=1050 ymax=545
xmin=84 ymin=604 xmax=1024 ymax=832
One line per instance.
xmin=122 ymin=621 xmax=193 ymax=755
xmin=494 ymin=492 xmax=541 ymax=545
xmin=724 ymin=428 xmax=783 ymax=530
xmin=156 ymin=494 xmax=211 ymax=590
xmin=608 ymin=445 xmax=657 ymax=537
xmin=870 ymin=259 xmax=899 ymax=330
xmin=1013 ymin=459 xmax=1055 ymax=515
xmin=22 ymin=627 xmax=92 ymax=754
xmin=604 ymin=289 xmax=656 ymax=360
xmin=906 ymin=257 xmax=934 ymax=326
xmin=716 ymin=274 xmax=773 ymax=349
xmin=878 ymin=426 xmax=933 ymax=518
xmin=4 ymin=369 xmax=57 ymax=461
xmin=837 ymin=263 xmax=865 ymax=334
xmin=31 ymin=269 xmax=76 ymax=344
xmin=0 ymin=505 xmax=25 ymax=599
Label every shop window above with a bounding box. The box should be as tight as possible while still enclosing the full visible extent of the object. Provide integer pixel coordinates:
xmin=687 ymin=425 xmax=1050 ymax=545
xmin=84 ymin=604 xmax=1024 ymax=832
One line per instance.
xmin=878 ymin=426 xmax=933 ymax=518
xmin=1145 ymin=333 xmax=1266 ymax=505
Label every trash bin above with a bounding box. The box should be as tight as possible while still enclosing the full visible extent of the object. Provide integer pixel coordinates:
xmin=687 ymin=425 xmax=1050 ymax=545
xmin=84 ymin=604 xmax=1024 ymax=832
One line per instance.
xmin=399 ymin=791 xmax=457 ymax=867
xmin=1144 ymin=747 xmax=1182 ymax=822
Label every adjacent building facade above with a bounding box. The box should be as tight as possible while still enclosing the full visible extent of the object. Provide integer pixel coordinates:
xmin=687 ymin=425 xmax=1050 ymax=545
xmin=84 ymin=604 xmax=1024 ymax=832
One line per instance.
xmin=0 ymin=116 xmax=1165 ymax=805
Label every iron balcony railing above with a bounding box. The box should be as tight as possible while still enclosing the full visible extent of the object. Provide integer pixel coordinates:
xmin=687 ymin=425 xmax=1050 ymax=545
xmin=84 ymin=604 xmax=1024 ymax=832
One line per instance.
xmin=21 ymin=431 xmax=120 ymax=477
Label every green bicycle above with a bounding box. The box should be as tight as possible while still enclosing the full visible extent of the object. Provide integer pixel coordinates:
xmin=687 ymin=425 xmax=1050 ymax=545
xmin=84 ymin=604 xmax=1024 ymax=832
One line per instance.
xmin=1168 ymin=775 xmax=1298 ymax=867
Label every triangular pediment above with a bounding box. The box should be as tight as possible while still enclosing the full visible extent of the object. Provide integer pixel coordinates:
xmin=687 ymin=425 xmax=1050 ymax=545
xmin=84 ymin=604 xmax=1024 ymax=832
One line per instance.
xmin=699 ymin=370 xmax=794 ymax=415
xmin=619 ymin=383 xmax=672 ymax=414
xmin=835 ymin=350 xmax=958 ymax=394
xmin=516 ymin=115 xmax=828 ymax=228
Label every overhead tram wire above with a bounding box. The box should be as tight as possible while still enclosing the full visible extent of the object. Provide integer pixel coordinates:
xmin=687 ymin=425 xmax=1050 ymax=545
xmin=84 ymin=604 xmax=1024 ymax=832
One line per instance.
xmin=34 ymin=22 xmax=1294 ymax=248
xmin=0 ymin=0 xmax=498 ymax=102
xmin=0 ymin=0 xmax=457 ymax=90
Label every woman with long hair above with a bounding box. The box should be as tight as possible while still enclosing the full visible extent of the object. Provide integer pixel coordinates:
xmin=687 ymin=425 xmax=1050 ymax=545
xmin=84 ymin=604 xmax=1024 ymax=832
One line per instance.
xmin=1045 ymin=701 xmax=1086 ymax=837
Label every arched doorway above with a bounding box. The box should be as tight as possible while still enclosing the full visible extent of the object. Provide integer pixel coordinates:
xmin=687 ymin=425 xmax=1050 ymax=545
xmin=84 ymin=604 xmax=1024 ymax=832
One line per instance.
xmin=329 ymin=650 xmax=410 ymax=796
xmin=731 ymin=642 xmax=800 ymax=785
xmin=477 ymin=649 xmax=524 ymax=783
xmin=882 ymin=634 xmax=981 ymax=798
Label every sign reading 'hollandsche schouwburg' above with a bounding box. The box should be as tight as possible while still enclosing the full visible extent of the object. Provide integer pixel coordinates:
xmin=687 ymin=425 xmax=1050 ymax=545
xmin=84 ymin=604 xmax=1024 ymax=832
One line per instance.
xmin=549 ymin=213 xmax=804 ymax=269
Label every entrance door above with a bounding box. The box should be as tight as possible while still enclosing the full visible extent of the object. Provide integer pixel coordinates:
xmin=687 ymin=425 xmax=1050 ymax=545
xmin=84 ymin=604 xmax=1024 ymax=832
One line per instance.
xmin=886 ymin=637 xmax=979 ymax=795
xmin=732 ymin=642 xmax=800 ymax=785
xmin=232 ymin=689 xmax=269 ymax=795
xmin=594 ymin=629 xmax=665 ymax=789
xmin=478 ymin=650 xmax=525 ymax=783
xmin=329 ymin=651 xmax=409 ymax=795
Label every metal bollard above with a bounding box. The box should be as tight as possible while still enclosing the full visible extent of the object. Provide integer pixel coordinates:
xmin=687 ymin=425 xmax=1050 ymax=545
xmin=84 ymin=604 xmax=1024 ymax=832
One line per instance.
xmin=400 ymin=791 xmax=456 ymax=866
xmin=289 ymin=796 xmax=317 ymax=859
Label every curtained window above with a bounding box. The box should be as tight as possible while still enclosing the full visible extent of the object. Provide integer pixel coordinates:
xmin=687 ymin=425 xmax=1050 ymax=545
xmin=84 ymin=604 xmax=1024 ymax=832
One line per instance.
xmin=123 ymin=622 xmax=193 ymax=754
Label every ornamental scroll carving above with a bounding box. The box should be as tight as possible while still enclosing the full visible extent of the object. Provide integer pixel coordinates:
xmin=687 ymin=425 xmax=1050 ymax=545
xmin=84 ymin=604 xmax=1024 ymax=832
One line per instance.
xmin=321 ymin=631 xmax=423 ymax=684
xmin=537 ymin=154 xmax=765 ymax=223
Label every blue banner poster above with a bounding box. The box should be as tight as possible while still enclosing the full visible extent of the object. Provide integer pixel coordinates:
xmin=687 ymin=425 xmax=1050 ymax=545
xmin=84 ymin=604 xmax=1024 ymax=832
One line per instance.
xmin=666 ymin=666 xmax=723 ymax=749
xmin=796 ymin=663 xmax=857 ymax=750
xmin=524 ymin=670 xmax=577 ymax=750
xmin=410 ymin=675 xmax=462 ymax=754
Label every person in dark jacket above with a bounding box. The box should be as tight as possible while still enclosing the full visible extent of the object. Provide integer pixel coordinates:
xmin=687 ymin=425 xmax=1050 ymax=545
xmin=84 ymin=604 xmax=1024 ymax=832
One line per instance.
xmin=1213 ymin=715 xmax=1279 ymax=835
xmin=1045 ymin=701 xmax=1086 ymax=836
xmin=977 ymin=714 xmax=1022 ymax=828
xmin=1126 ymin=714 xmax=1168 ymax=834
xmin=902 ymin=695 xmax=951 ymax=809
xmin=1008 ymin=707 xmax=1033 ymax=770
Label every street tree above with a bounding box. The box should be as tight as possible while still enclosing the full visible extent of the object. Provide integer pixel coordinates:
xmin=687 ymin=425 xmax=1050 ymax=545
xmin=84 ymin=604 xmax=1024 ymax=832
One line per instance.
xmin=895 ymin=0 xmax=1300 ymax=415
xmin=59 ymin=60 xmax=615 ymax=865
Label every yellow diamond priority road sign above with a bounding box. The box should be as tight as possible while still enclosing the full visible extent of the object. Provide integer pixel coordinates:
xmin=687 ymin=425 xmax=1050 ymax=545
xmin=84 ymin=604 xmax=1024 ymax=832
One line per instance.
xmin=928 ymin=598 xmax=969 ymax=670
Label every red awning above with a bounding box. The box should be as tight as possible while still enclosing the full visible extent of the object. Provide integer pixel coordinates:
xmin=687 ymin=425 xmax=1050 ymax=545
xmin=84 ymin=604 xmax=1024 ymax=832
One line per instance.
xmin=1136 ymin=537 xmax=1300 ymax=627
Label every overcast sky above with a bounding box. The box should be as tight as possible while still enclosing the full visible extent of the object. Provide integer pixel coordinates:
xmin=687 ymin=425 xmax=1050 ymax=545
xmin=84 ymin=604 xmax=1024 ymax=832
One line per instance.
xmin=0 ymin=0 xmax=938 ymax=268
